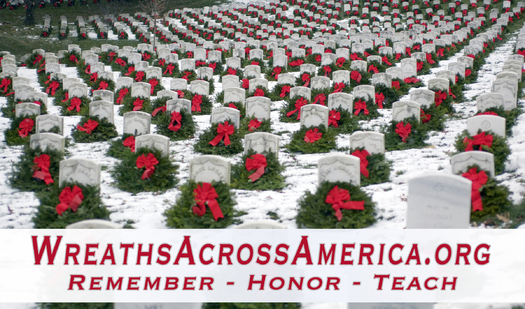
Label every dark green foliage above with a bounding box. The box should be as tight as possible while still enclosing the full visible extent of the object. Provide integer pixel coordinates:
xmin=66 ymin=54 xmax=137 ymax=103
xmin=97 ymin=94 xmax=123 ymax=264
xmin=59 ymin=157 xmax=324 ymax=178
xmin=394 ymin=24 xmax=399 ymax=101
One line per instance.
xmin=33 ymin=183 xmax=111 ymax=229
xmin=111 ymin=147 xmax=179 ymax=194
xmin=231 ymin=150 xmax=286 ymax=191
xmin=202 ymin=304 xmax=301 ymax=309
xmin=9 ymin=146 xmax=63 ymax=192
xmin=374 ymin=84 xmax=401 ymax=109
xmin=71 ymin=116 xmax=118 ymax=143
xmin=329 ymin=108 xmax=361 ymax=134
xmin=164 ymin=181 xmax=242 ymax=229
xmin=118 ymin=96 xmax=152 ymax=115
xmin=296 ymin=181 xmax=377 ymax=229
xmin=4 ymin=115 xmax=36 ymax=146
xmin=421 ymin=104 xmax=447 ymax=132
xmin=194 ymin=122 xmax=244 ymax=156
xmin=106 ymin=134 xmax=134 ymax=159
xmin=285 ymin=126 xmax=337 ymax=154
xmin=150 ymin=96 xmax=172 ymax=124
xmin=189 ymin=93 xmax=213 ymax=115
xmin=239 ymin=116 xmax=272 ymax=136
xmin=384 ymin=117 xmax=429 ymax=151
xmin=155 ymin=109 xmax=196 ymax=141
xmin=279 ymin=95 xmax=309 ymax=123
xmin=353 ymin=97 xmax=381 ymax=120
xmin=58 ymin=96 xmax=91 ymax=116
xmin=429 ymin=87 xmax=454 ymax=114
xmin=91 ymin=78 xmax=116 ymax=92
xmin=350 ymin=148 xmax=391 ymax=186
xmin=454 ymin=130 xmax=510 ymax=175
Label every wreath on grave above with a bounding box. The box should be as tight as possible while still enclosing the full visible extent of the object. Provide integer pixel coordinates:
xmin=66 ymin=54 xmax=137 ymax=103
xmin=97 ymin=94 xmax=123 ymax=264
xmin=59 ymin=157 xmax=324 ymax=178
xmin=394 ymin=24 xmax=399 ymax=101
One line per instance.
xmin=420 ymin=103 xmax=447 ymax=132
xmin=305 ymin=53 xmax=322 ymax=65
xmin=317 ymin=63 xmax=337 ymax=78
xmin=330 ymin=81 xmax=352 ymax=94
xmin=91 ymin=78 xmax=116 ymax=92
xmin=33 ymin=182 xmax=111 ymax=229
xmin=37 ymin=72 xmax=52 ymax=87
xmin=295 ymin=181 xmax=377 ymax=229
xmin=111 ymin=56 xmax=129 ymax=72
xmin=119 ymin=96 xmax=152 ymax=115
xmin=384 ymin=116 xmax=429 ymax=151
xmin=187 ymin=93 xmax=213 ymax=115
xmin=221 ymin=101 xmax=245 ymax=118
xmin=150 ymin=96 xmax=172 ymax=123
xmin=352 ymin=97 xmax=381 ymax=120
xmin=367 ymin=60 xmax=388 ymax=74
xmin=147 ymin=77 xmax=164 ymax=96
xmin=159 ymin=60 xmax=180 ymax=77
xmin=25 ymin=52 xmax=44 ymax=69
xmin=280 ymin=96 xmax=311 ymax=123
xmin=71 ymin=116 xmax=118 ymax=143
xmin=296 ymin=72 xmax=314 ymax=87
xmin=111 ymin=147 xmax=179 ymax=194
xmin=164 ymin=180 xmax=242 ymax=229
xmin=350 ymin=147 xmax=392 ymax=186
xmin=265 ymin=66 xmax=287 ymax=82
xmin=476 ymin=107 xmax=523 ymax=137
xmin=176 ymin=70 xmax=197 ymax=82
xmin=429 ymin=87 xmax=454 ymax=114
xmin=114 ymin=87 xmax=131 ymax=105
xmin=349 ymin=70 xmax=371 ymax=88
xmin=202 ymin=303 xmax=301 ymax=309
xmin=374 ymin=84 xmax=401 ymax=109
xmin=207 ymin=60 xmax=224 ymax=75
xmin=2 ymin=96 xmax=48 ymax=119
xmin=239 ymin=116 xmax=272 ymax=136
xmin=242 ymin=58 xmax=267 ymax=73
xmin=107 ymin=133 xmax=137 ymax=159
xmin=454 ymin=129 xmax=510 ymax=175
xmin=287 ymin=56 xmax=306 ymax=72
xmin=460 ymin=165 xmax=513 ymax=224
xmin=221 ymin=67 xmax=244 ymax=80
xmin=9 ymin=145 xmax=64 ymax=192
xmin=4 ymin=116 xmax=38 ymax=146
xmin=393 ymin=77 xmax=423 ymax=94
xmin=58 ymin=96 xmax=91 ymax=116
xmin=285 ymin=125 xmax=337 ymax=154
xmin=231 ymin=150 xmax=286 ymax=191
xmin=328 ymin=107 xmax=361 ymax=134
xmin=194 ymin=121 xmax=244 ymax=156
xmin=155 ymin=109 xmax=196 ymax=141
xmin=334 ymin=57 xmax=351 ymax=70
xmin=60 ymin=51 xmax=82 ymax=67
xmin=416 ymin=60 xmax=432 ymax=75
xmin=98 ymin=51 xmax=118 ymax=66
xmin=310 ymin=89 xmax=330 ymax=106
xmin=247 ymin=86 xmax=269 ymax=99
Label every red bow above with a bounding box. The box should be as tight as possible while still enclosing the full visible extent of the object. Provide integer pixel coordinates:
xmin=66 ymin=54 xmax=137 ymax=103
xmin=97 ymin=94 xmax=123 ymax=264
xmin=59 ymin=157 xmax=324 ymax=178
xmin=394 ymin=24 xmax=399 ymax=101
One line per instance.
xmin=176 ymin=90 xmax=185 ymax=98
xmin=33 ymin=154 xmax=54 ymax=185
xmin=479 ymin=111 xmax=498 ymax=116
xmin=375 ymin=93 xmax=385 ymax=109
xmin=84 ymin=65 xmax=91 ymax=74
xmin=351 ymin=149 xmax=370 ymax=178
xmin=209 ymin=121 xmax=235 ymax=146
xmin=392 ymin=81 xmax=400 ymax=90
xmin=227 ymin=67 xmax=237 ymax=75
xmin=328 ymin=110 xmax=340 ymax=127
xmin=61 ymin=92 xmax=70 ymax=103
xmin=426 ymin=53 xmax=436 ymax=64
xmin=196 ymin=60 xmax=206 ymax=67
xmin=254 ymin=88 xmax=265 ymax=97
xmin=280 ymin=85 xmax=291 ymax=98
xmin=271 ymin=67 xmax=282 ymax=78
xmin=77 ymin=119 xmax=98 ymax=134
xmin=98 ymin=81 xmax=108 ymax=90
xmin=404 ymin=77 xmax=420 ymax=84
xmin=304 ymin=128 xmax=322 ymax=143
xmin=135 ymin=71 xmax=145 ymax=82
xmin=248 ymin=118 xmax=262 ymax=131
xmin=395 ymin=122 xmax=411 ymax=143
xmin=148 ymin=78 xmax=159 ymax=95
xmin=90 ymin=72 xmax=98 ymax=83
xmin=463 ymin=132 xmax=493 ymax=151
xmin=395 ymin=53 xmax=402 ymax=60
xmin=17 ymin=118 xmax=34 ymax=138
xmin=332 ymin=83 xmax=345 ymax=93
xmin=350 ymin=71 xmax=362 ymax=83
xmin=123 ymin=136 xmax=135 ymax=152
xmin=251 ymin=61 xmax=259 ymax=66
xmin=164 ymin=63 xmax=175 ymax=75
xmin=116 ymin=88 xmax=129 ymax=104
xmin=33 ymin=54 xmax=43 ymax=65
xmin=115 ymin=58 xmax=127 ymax=67
xmin=437 ymin=48 xmax=445 ymax=57
xmin=301 ymin=73 xmax=311 ymax=87
xmin=381 ymin=56 xmax=392 ymax=66
xmin=315 ymin=55 xmax=322 ymax=62
xmin=0 ymin=78 xmax=11 ymax=94
xmin=69 ymin=55 xmax=79 ymax=64
xmin=191 ymin=94 xmax=202 ymax=112
xmin=434 ymin=90 xmax=447 ymax=107
xmin=286 ymin=97 xmax=308 ymax=119
xmin=354 ymin=100 xmax=369 ymax=115
xmin=323 ymin=66 xmax=332 ymax=77
xmin=125 ymin=66 xmax=135 ymax=75
xmin=246 ymin=154 xmax=267 ymax=182
xmin=68 ymin=97 xmax=82 ymax=113
xmin=350 ymin=53 xmax=362 ymax=61
xmin=168 ymin=111 xmax=182 ymax=132
xmin=241 ymin=79 xmax=250 ymax=89
xmin=56 ymin=186 xmax=84 ymax=216
xmin=368 ymin=65 xmax=379 ymax=74
xmin=182 ymin=71 xmax=193 ymax=81
xmin=136 ymin=153 xmax=159 ymax=180
xmin=289 ymin=59 xmax=305 ymax=67
xmin=152 ymin=106 xmax=166 ymax=117
xmin=421 ymin=109 xmax=431 ymax=123
xmin=465 ymin=69 xmax=472 ymax=77
xmin=192 ymin=182 xmax=223 ymax=221
xmin=46 ymin=81 xmax=60 ymax=96
xmin=325 ymin=186 xmax=365 ymax=221
xmin=405 ymin=47 xmax=412 ymax=57
xmin=336 ymin=57 xmax=346 ymax=67
xmin=187 ymin=51 xmax=194 ymax=58
xmin=313 ymin=93 xmax=326 ymax=105
xmin=462 ymin=167 xmax=488 ymax=212
xmin=132 ymin=98 xmax=144 ymax=111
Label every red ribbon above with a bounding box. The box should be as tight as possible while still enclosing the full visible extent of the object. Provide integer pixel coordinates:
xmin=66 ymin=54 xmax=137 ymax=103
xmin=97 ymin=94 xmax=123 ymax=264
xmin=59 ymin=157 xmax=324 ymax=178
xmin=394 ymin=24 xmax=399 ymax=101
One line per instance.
xmin=191 ymin=94 xmax=203 ymax=112
xmin=375 ymin=93 xmax=385 ymax=109
xmin=354 ymin=100 xmax=369 ymax=116
xmin=248 ymin=118 xmax=262 ymax=131
xmin=313 ymin=93 xmax=326 ymax=105
xmin=196 ymin=60 xmax=206 ymax=67
xmin=208 ymin=62 xmax=217 ymax=72
xmin=77 ymin=119 xmax=98 ymax=134
xmin=350 ymin=71 xmax=362 ymax=83
xmin=254 ymin=88 xmax=265 ymax=97
xmin=405 ymin=47 xmax=412 ymax=57
xmin=176 ymin=90 xmax=185 ymax=98
xmin=323 ymin=66 xmax=332 ymax=77
xmin=462 ymin=167 xmax=488 ymax=212
xmin=124 ymin=66 xmax=135 ymax=76
xmin=45 ymin=81 xmax=60 ymax=96
xmin=152 ymin=106 xmax=166 ymax=117
xmin=271 ymin=67 xmax=282 ymax=79
xmin=463 ymin=132 xmax=493 ymax=151
xmin=335 ymin=57 xmax=346 ymax=67
xmin=33 ymin=54 xmax=43 ymax=65
xmin=168 ymin=111 xmax=182 ymax=132
xmin=56 ymin=186 xmax=84 ymax=216
xmin=192 ymin=182 xmax=223 ymax=221
xmin=301 ymin=73 xmax=311 ymax=87
xmin=98 ymin=81 xmax=108 ymax=90
xmin=68 ymin=97 xmax=82 ymax=113
xmin=280 ymin=85 xmax=291 ymax=98
xmin=182 ymin=71 xmax=192 ymax=81
xmin=164 ymin=63 xmax=175 ymax=75
xmin=187 ymin=51 xmax=193 ymax=58
xmin=332 ymin=83 xmax=345 ymax=93
xmin=246 ymin=154 xmax=267 ymax=182
xmin=289 ymin=59 xmax=305 ymax=67
xmin=18 ymin=118 xmax=34 ymax=138
xmin=368 ymin=65 xmax=378 ymax=74
xmin=227 ymin=68 xmax=237 ymax=75
xmin=116 ymin=88 xmax=129 ymax=104
xmin=381 ymin=56 xmax=392 ymax=66
xmin=304 ymin=128 xmax=322 ymax=143
xmin=286 ymin=97 xmax=308 ymax=119
xmin=421 ymin=109 xmax=431 ymax=123
xmin=90 ymin=72 xmax=98 ymax=83
xmin=69 ymin=55 xmax=79 ymax=64
xmin=404 ymin=77 xmax=420 ymax=84
xmin=135 ymin=71 xmax=145 ymax=82
xmin=123 ymin=136 xmax=135 ymax=152
xmin=351 ymin=149 xmax=370 ymax=178
xmin=133 ymin=98 xmax=144 ymax=111
xmin=315 ymin=55 xmax=322 ymax=62
xmin=115 ymin=58 xmax=127 ymax=67
xmin=465 ymin=69 xmax=472 ymax=77
xmin=0 ymin=78 xmax=11 ymax=93
xmin=148 ymin=79 xmax=159 ymax=95
xmin=136 ymin=153 xmax=159 ymax=180
xmin=350 ymin=53 xmax=362 ymax=61
xmin=33 ymin=154 xmax=54 ymax=185
xmin=392 ymin=81 xmax=400 ymax=90
xmin=84 ymin=65 xmax=91 ymax=74
xmin=434 ymin=90 xmax=447 ymax=107
xmin=325 ymin=186 xmax=365 ymax=221
xmin=328 ymin=110 xmax=340 ymax=127
xmin=395 ymin=122 xmax=411 ymax=143
xmin=209 ymin=121 xmax=234 ymax=146
xmin=437 ymin=48 xmax=445 ymax=57
xmin=426 ymin=53 xmax=436 ymax=64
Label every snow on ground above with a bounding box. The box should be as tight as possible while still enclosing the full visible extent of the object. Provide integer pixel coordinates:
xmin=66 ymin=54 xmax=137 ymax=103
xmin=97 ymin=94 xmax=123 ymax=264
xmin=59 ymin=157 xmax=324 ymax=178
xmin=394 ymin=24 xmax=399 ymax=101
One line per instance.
xmin=2 ymin=24 xmax=525 ymax=309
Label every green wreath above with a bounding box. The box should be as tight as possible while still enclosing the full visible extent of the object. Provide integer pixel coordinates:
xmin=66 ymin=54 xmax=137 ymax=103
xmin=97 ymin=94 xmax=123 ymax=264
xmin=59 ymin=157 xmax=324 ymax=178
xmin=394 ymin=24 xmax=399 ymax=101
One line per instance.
xmin=269 ymin=83 xmax=294 ymax=101
xmin=58 ymin=96 xmax=91 ymax=116
xmin=352 ymin=97 xmax=381 ymax=120
xmin=295 ymin=181 xmax=377 ymax=229
xmin=231 ymin=150 xmax=286 ymax=191
xmin=118 ymin=96 xmax=152 ymax=116
xmin=285 ymin=125 xmax=337 ymax=154
xmin=279 ymin=95 xmax=310 ymax=123
xmin=374 ymin=84 xmax=401 ymax=109
xmin=155 ymin=109 xmax=196 ymax=141
xmin=350 ymin=147 xmax=392 ymax=186
xmin=384 ymin=117 xmax=429 ymax=151
xmin=164 ymin=180 xmax=242 ymax=229
xmin=107 ymin=134 xmax=135 ymax=159
xmin=194 ymin=122 xmax=244 ymax=156
xmin=421 ymin=104 xmax=447 ymax=132
xmin=71 ymin=116 xmax=118 ymax=143
xmin=328 ymin=108 xmax=361 ymax=134
xmin=5 ymin=115 xmax=37 ymax=146
xmin=454 ymin=130 xmax=510 ymax=175
xmin=239 ymin=116 xmax=272 ymax=136
xmin=188 ymin=93 xmax=213 ymax=115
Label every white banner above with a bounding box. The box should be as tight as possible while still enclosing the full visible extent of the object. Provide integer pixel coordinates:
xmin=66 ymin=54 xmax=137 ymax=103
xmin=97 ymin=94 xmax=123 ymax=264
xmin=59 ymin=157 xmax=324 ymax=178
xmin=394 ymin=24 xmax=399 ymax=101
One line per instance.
xmin=0 ymin=229 xmax=523 ymax=303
